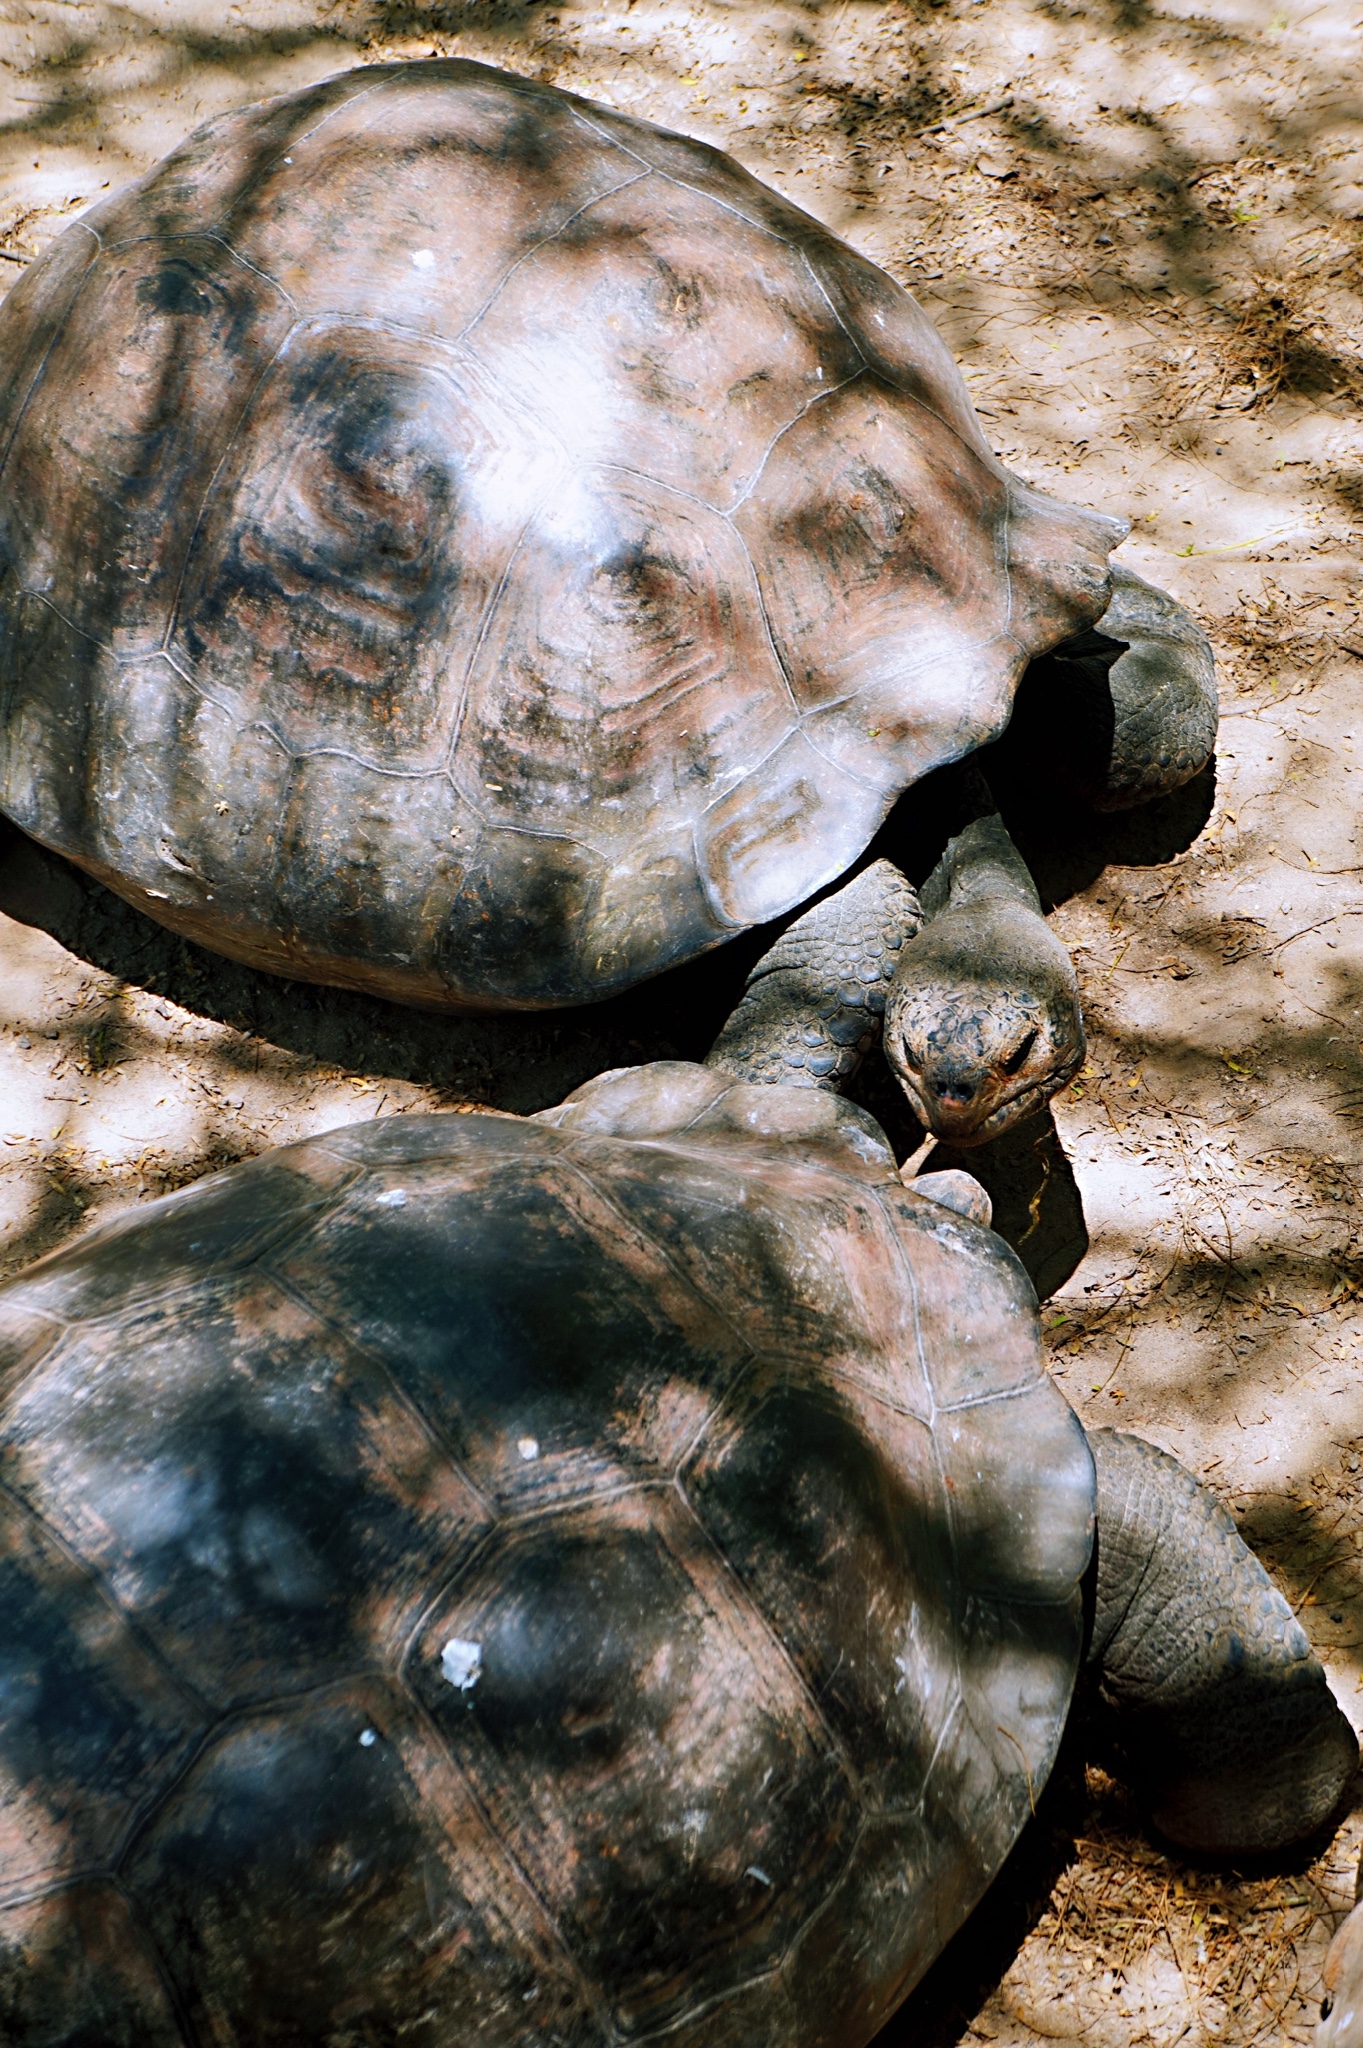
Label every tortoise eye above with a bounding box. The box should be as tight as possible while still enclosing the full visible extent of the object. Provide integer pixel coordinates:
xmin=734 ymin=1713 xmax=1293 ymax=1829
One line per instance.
xmin=1001 ymin=1028 xmax=1037 ymax=1076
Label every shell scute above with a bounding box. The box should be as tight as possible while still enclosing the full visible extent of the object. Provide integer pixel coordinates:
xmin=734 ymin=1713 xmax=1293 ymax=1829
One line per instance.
xmin=217 ymin=64 xmax=641 ymax=334
xmin=937 ymin=1386 xmax=1093 ymax=1607
xmin=803 ymin=229 xmax=993 ymax=464
xmin=0 ymin=1277 xmax=490 ymax=1708
xmin=0 ymin=1308 xmax=60 ymax=1412
xmin=0 ymin=218 xmax=99 ymax=478
xmin=406 ymin=1487 xmax=856 ymax=2039
xmin=125 ymin=1683 xmax=598 ymax=2048
xmin=269 ymin=1150 xmax=750 ymax=1511
xmin=0 ymin=1883 xmax=187 ymax=2047
xmin=577 ymin=1133 xmax=923 ymax=1392
xmin=682 ymin=1366 xmax=958 ymax=1813
xmin=886 ymin=1187 xmax=1042 ymax=1410
xmin=171 ymin=327 xmax=550 ymax=766
xmin=698 ymin=726 xmax=881 ymax=928
xmin=4 ymin=1151 xmax=356 ymax=1325
xmin=1 ymin=236 xmax=291 ymax=655
xmin=272 ymin=755 xmax=478 ymax=1000
xmin=440 ymin=832 xmax=613 ymax=1008
xmin=460 ymin=167 xmax=865 ymax=511
xmin=459 ymin=467 xmax=792 ymax=847
xmin=0 ymin=1493 xmax=200 ymax=1904
xmin=732 ymin=379 xmax=1015 ymax=782
xmin=781 ymin=1806 xmax=963 ymax=2048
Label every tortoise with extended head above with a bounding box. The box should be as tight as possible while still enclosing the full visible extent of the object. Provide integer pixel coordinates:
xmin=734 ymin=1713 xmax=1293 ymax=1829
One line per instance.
xmin=0 ymin=60 xmax=1216 ymax=1141
xmin=0 ymin=1056 xmax=1350 ymax=2044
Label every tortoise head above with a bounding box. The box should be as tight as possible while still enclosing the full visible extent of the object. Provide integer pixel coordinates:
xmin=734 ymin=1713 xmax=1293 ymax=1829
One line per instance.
xmin=881 ymin=897 xmax=1085 ymax=1146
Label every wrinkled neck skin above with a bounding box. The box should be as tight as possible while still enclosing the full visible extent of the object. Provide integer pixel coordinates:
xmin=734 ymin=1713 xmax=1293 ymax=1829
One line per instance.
xmin=883 ymin=812 xmax=1085 ymax=1146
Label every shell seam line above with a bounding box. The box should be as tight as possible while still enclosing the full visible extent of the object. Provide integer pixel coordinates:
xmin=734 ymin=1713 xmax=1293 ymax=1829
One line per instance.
xmin=278 ymin=744 xmax=454 ymax=783
xmin=869 ymin=1187 xmax=938 ymax=1439
xmin=494 ymin=1477 xmax=674 ymax=1532
xmin=722 ymin=364 xmax=868 ymax=518
xmin=394 ymin=1517 xmax=503 ymax=1679
xmin=109 ymin=1669 xmax=398 ymax=1882
xmin=663 ymin=1473 xmax=863 ymax=1797
xmin=918 ymin=1687 xmax=966 ymax=1809
xmin=159 ymin=314 xmax=302 ymax=659
xmin=113 ymin=1873 xmax=204 ymax=2048
xmin=442 ymin=504 xmax=537 ymax=770
xmin=0 ymin=1472 xmax=213 ymax=1719
xmin=242 ymin=70 xmax=396 ymax=195
xmin=556 ymin=1146 xmax=757 ymax=1366
xmin=721 ymin=496 xmax=804 ymax=727
xmin=453 ymin=167 xmax=653 ymax=349
xmin=257 ymin=1260 xmax=498 ymax=1523
xmin=934 ymin=1376 xmax=1055 ymax=1416
xmin=101 ymin=232 xmax=298 ymax=315
xmin=0 ymin=1316 xmax=67 ymax=1401
xmin=152 ymin=647 xmax=236 ymax=722
xmin=644 ymin=163 xmax=812 ymax=256
xmin=21 ymin=586 xmax=104 ymax=651
xmin=399 ymin=1680 xmax=620 ymax=2041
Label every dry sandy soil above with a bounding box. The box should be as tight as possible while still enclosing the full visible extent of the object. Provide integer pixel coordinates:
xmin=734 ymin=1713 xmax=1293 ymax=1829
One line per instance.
xmin=1 ymin=0 xmax=1362 ymax=2040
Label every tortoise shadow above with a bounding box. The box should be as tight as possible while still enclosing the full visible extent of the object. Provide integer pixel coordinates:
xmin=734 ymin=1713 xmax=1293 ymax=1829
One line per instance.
xmin=0 ymin=816 xmax=1086 ymax=1289
xmin=871 ymin=1728 xmax=1086 ymax=2048
xmin=0 ymin=816 xmax=762 ymax=1115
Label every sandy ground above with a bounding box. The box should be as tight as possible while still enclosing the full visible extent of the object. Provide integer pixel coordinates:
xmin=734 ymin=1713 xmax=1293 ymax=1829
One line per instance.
xmin=1 ymin=0 xmax=1362 ymax=2040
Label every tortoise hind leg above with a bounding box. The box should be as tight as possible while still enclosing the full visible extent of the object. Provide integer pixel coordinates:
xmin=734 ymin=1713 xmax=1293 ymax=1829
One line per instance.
xmin=1084 ymin=1428 xmax=1357 ymax=1854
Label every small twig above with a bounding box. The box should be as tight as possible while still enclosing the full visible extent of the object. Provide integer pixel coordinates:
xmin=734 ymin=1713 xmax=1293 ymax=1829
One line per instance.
xmin=915 ymin=93 xmax=1014 ymax=137
xmin=900 ymin=1133 xmax=938 ymax=1181
xmin=1261 ymin=911 xmax=1363 ymax=957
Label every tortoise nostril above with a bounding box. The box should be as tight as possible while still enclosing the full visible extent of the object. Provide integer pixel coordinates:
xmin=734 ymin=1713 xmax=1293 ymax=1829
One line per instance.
xmin=934 ymin=1075 xmax=976 ymax=1105
xmin=1000 ymin=1027 xmax=1037 ymax=1077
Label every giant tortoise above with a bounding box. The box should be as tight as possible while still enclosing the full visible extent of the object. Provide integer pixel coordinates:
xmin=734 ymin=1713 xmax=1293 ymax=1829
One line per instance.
xmin=0 ymin=60 xmax=1216 ymax=1141
xmin=0 ymin=1057 xmax=1350 ymax=2045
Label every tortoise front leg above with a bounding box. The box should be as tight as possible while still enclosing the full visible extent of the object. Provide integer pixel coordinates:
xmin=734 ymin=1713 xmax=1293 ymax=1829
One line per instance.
xmin=705 ymin=859 xmax=922 ymax=1091
xmin=705 ymin=779 xmax=1086 ymax=1137
xmin=1085 ymin=1428 xmax=1357 ymax=1854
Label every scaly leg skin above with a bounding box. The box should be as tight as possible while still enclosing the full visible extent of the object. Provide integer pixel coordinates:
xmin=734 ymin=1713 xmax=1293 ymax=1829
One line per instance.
xmin=1086 ymin=1429 xmax=1357 ymax=1854
xmin=882 ymin=809 xmax=1085 ymax=1145
xmin=705 ymin=859 xmax=922 ymax=1091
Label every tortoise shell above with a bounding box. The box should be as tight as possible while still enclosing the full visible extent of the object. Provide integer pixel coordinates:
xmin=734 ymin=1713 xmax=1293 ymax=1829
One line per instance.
xmin=0 ymin=1065 xmax=1092 ymax=2046
xmin=0 ymin=60 xmax=1121 ymax=1010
